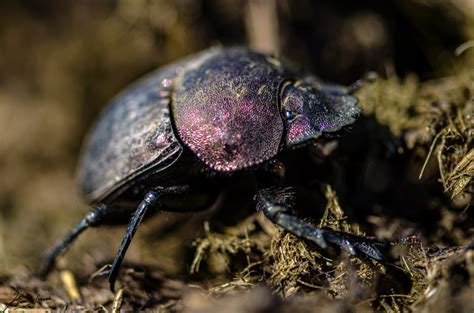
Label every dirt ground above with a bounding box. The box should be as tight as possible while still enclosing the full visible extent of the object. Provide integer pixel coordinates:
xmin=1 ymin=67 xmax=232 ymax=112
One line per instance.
xmin=0 ymin=1 xmax=472 ymax=312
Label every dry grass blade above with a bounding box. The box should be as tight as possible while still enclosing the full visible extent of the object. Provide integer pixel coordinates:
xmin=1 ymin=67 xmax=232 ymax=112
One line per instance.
xmin=111 ymin=288 xmax=123 ymax=313
xmin=60 ymin=269 xmax=81 ymax=302
xmin=445 ymin=149 xmax=473 ymax=198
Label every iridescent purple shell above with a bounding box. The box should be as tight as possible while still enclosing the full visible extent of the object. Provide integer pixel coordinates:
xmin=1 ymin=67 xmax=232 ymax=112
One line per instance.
xmin=172 ymin=48 xmax=293 ymax=171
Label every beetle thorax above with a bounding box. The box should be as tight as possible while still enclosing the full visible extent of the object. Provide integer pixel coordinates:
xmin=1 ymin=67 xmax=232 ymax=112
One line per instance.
xmin=171 ymin=50 xmax=285 ymax=172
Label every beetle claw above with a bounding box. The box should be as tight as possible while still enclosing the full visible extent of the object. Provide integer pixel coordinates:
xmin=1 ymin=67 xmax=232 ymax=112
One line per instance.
xmin=256 ymin=186 xmax=387 ymax=261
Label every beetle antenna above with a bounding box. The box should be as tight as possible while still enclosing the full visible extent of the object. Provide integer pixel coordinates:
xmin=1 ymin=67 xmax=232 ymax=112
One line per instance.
xmin=108 ymin=190 xmax=160 ymax=292
xmin=347 ymin=72 xmax=377 ymax=94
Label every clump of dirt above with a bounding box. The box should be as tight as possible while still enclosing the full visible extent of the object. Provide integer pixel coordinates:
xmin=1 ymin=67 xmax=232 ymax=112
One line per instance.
xmin=418 ymin=71 xmax=473 ymax=200
xmin=356 ymin=61 xmax=473 ymax=201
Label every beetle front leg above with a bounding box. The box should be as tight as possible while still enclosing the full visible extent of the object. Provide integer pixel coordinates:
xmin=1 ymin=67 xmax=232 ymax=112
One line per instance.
xmin=255 ymin=187 xmax=386 ymax=261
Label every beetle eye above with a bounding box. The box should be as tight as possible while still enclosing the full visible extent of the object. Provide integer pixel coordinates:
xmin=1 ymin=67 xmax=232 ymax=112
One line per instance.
xmin=283 ymin=109 xmax=295 ymax=120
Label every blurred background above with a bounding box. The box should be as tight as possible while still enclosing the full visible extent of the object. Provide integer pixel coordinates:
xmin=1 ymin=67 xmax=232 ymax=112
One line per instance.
xmin=0 ymin=0 xmax=473 ymax=311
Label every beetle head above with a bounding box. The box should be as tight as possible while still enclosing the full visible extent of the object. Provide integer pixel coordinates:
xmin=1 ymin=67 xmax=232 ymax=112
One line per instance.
xmin=280 ymin=80 xmax=361 ymax=148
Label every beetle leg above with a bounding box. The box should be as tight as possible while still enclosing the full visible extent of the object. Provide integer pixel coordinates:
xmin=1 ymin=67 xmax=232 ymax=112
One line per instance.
xmin=107 ymin=190 xmax=159 ymax=292
xmin=39 ymin=205 xmax=110 ymax=277
xmin=255 ymin=187 xmax=386 ymax=261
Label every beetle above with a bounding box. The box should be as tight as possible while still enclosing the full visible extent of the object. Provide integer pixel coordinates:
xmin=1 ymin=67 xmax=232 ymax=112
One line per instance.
xmin=40 ymin=47 xmax=386 ymax=291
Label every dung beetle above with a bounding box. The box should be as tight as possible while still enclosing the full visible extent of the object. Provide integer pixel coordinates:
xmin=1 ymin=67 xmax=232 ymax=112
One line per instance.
xmin=40 ymin=47 xmax=386 ymax=291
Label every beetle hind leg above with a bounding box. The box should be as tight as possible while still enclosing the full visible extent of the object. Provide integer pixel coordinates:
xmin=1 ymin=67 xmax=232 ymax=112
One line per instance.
xmin=39 ymin=205 xmax=110 ymax=277
xmin=255 ymin=187 xmax=387 ymax=261
xmin=39 ymin=191 xmax=161 ymax=292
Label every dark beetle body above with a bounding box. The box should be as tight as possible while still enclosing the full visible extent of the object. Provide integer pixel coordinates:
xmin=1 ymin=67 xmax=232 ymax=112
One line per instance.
xmin=79 ymin=47 xmax=357 ymax=205
xmin=42 ymin=47 xmax=384 ymax=291
xmin=78 ymin=52 xmax=197 ymax=203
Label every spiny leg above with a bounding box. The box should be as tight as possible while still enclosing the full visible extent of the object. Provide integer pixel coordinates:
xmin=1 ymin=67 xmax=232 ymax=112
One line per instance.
xmin=39 ymin=205 xmax=109 ymax=277
xmin=255 ymin=187 xmax=386 ymax=260
xmin=108 ymin=190 xmax=159 ymax=292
